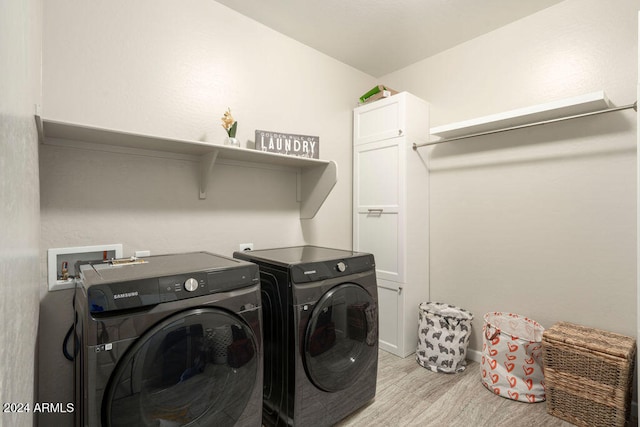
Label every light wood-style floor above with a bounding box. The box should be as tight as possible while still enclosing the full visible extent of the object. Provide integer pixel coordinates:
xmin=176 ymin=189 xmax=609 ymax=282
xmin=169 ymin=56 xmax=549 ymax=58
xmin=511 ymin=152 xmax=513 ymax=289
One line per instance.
xmin=336 ymin=350 xmax=576 ymax=427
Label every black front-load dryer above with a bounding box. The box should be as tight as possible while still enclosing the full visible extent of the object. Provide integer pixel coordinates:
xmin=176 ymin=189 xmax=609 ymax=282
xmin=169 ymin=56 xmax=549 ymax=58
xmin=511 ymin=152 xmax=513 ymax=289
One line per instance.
xmin=74 ymin=252 xmax=263 ymax=427
xmin=234 ymin=246 xmax=378 ymax=427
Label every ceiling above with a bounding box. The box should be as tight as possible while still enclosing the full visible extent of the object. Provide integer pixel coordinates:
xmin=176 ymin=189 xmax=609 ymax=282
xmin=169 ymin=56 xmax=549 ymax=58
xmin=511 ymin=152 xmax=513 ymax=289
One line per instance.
xmin=214 ymin=0 xmax=565 ymax=77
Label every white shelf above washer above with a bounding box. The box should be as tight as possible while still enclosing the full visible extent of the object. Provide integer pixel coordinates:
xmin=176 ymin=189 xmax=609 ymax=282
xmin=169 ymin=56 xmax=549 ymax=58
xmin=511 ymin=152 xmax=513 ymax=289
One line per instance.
xmin=430 ymin=91 xmax=612 ymax=139
xmin=36 ymin=116 xmax=337 ymax=219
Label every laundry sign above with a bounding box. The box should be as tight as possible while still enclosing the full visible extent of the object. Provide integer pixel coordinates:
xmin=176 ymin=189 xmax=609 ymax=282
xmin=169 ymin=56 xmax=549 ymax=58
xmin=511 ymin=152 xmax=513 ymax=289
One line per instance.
xmin=254 ymin=130 xmax=319 ymax=159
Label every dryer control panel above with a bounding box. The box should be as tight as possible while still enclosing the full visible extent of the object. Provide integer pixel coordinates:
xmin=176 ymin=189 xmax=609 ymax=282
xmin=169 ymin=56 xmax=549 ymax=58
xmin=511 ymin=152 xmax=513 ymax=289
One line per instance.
xmin=290 ymin=254 xmax=375 ymax=284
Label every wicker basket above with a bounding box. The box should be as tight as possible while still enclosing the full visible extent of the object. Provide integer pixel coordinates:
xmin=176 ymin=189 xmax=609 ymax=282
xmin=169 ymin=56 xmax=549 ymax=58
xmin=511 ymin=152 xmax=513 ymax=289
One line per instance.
xmin=542 ymin=322 xmax=636 ymax=427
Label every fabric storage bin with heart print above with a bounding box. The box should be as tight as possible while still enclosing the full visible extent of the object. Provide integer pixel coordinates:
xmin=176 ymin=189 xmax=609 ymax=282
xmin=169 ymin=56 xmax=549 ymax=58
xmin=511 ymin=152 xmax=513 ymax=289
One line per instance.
xmin=481 ymin=312 xmax=546 ymax=403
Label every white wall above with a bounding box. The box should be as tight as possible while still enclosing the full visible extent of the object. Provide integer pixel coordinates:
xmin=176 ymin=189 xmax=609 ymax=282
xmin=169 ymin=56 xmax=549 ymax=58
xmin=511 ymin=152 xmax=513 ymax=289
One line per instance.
xmin=38 ymin=0 xmax=640 ymax=422
xmin=381 ymin=0 xmax=638 ymax=355
xmin=38 ymin=1 xmax=374 ymax=424
xmin=0 ymin=0 xmax=42 ymax=426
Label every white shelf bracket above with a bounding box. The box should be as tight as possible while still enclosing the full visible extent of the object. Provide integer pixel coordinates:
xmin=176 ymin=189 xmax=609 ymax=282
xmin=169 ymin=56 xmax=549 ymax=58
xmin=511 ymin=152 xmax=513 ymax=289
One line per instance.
xmin=296 ymin=170 xmax=302 ymax=202
xmin=35 ymin=115 xmax=44 ymax=144
xmin=199 ymin=150 xmax=219 ymax=199
xmin=299 ymin=160 xmax=338 ymax=219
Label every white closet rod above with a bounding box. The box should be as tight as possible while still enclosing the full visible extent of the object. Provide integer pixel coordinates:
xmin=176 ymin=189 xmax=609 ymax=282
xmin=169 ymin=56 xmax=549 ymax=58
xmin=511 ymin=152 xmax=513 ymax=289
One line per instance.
xmin=413 ymin=101 xmax=637 ymax=150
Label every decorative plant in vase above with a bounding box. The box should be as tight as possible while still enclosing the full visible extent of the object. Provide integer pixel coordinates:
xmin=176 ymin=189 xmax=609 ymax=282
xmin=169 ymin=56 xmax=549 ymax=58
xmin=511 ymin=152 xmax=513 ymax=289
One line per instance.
xmin=221 ymin=107 xmax=239 ymax=146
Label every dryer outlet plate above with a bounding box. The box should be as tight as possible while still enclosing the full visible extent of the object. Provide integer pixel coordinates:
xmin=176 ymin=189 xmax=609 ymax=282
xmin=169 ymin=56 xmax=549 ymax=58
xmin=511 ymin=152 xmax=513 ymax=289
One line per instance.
xmin=47 ymin=244 xmax=123 ymax=291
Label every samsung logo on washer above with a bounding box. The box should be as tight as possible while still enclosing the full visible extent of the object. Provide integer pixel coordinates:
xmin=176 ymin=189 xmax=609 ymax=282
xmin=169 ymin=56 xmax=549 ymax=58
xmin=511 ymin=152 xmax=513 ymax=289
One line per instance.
xmin=113 ymin=291 xmax=139 ymax=300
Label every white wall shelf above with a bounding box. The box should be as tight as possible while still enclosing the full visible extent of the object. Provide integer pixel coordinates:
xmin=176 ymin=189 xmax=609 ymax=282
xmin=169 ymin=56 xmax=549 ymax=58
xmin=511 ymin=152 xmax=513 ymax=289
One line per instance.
xmin=430 ymin=91 xmax=611 ymax=139
xmin=36 ymin=116 xmax=337 ymax=219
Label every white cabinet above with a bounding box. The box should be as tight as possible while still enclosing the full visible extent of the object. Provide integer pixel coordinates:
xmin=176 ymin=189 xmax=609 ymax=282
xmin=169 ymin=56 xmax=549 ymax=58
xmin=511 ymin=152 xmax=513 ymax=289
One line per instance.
xmin=354 ymin=139 xmax=402 ymax=282
xmin=354 ymin=94 xmax=405 ymax=144
xmin=353 ymin=92 xmax=430 ymax=357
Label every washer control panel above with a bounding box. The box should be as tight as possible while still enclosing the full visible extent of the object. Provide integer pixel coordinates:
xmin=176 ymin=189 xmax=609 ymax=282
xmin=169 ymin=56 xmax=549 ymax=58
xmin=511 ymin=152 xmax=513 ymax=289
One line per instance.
xmin=157 ymin=265 xmax=259 ymax=303
xmin=82 ymin=253 xmax=259 ymax=313
xmin=159 ymin=273 xmax=207 ymax=300
xmin=184 ymin=277 xmax=199 ymax=292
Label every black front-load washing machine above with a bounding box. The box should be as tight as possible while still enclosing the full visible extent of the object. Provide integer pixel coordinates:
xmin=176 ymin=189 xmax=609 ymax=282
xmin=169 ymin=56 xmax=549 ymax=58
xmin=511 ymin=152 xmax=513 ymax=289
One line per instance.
xmin=74 ymin=251 xmax=263 ymax=426
xmin=234 ymin=246 xmax=378 ymax=427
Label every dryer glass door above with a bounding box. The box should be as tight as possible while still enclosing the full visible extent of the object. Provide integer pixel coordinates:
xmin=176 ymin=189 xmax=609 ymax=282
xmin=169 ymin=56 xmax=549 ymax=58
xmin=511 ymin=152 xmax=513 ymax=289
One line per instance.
xmin=103 ymin=307 xmax=258 ymax=426
xmin=303 ymin=283 xmax=378 ymax=392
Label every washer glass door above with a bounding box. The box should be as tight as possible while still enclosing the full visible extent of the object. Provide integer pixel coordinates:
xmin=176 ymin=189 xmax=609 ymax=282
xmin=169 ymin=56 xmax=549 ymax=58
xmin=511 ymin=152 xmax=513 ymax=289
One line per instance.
xmin=303 ymin=283 xmax=378 ymax=392
xmin=103 ymin=308 xmax=258 ymax=426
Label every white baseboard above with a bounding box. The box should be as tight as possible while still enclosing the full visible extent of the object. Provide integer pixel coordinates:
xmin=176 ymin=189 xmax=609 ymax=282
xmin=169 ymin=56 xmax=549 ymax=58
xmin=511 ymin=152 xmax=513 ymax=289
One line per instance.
xmin=467 ymin=348 xmax=482 ymax=364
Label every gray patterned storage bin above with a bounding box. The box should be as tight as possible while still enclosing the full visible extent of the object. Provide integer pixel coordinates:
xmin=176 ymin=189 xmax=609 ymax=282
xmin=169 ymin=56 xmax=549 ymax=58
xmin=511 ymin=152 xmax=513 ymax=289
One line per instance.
xmin=416 ymin=302 xmax=473 ymax=373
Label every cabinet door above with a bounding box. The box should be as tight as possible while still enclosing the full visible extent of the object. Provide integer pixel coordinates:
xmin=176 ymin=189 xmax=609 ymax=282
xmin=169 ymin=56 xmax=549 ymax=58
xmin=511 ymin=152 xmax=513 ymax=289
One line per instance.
xmin=353 ymin=93 xmax=406 ymax=145
xmin=354 ymin=139 xmax=404 ymax=282
xmin=377 ymin=279 xmax=403 ymax=356
xmin=356 ymin=212 xmax=399 ymax=281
